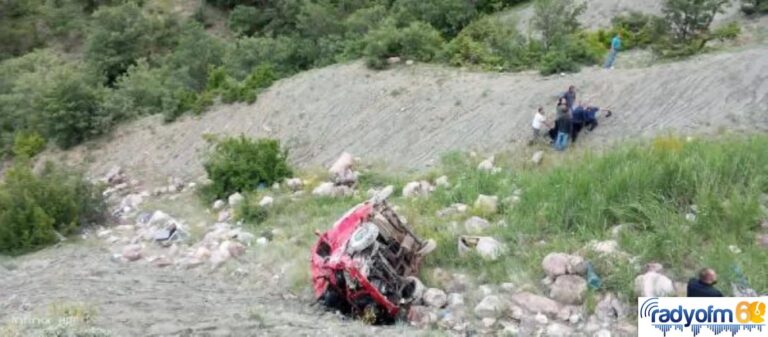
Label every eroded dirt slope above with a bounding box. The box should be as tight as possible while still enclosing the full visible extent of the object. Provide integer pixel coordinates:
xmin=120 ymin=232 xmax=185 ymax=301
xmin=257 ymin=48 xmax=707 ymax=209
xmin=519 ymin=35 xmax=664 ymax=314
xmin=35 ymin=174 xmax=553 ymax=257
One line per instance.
xmin=50 ymin=45 xmax=768 ymax=184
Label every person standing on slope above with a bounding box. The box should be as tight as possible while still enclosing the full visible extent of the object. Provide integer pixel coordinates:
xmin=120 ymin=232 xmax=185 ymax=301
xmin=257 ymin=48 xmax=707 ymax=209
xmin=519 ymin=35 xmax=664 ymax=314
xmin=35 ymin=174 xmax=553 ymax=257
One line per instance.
xmin=530 ymin=107 xmax=552 ymax=145
xmin=553 ymin=106 xmax=572 ymax=151
xmin=561 ymin=85 xmax=577 ymax=113
xmin=604 ymin=33 xmax=622 ymax=69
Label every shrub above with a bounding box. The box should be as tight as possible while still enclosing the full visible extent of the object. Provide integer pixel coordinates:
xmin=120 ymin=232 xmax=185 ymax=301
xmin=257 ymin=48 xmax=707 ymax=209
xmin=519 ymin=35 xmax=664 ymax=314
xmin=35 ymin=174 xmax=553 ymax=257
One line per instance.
xmin=0 ymin=161 xmax=106 ymax=255
xmin=202 ymin=136 xmax=293 ymax=200
xmin=532 ymin=0 xmax=586 ymax=51
xmin=610 ymin=11 xmax=669 ymax=49
xmin=741 ymin=0 xmax=768 ymax=14
xmin=538 ymin=49 xmax=580 ymax=75
xmin=228 ymin=5 xmax=260 ymax=36
xmin=85 ymin=3 xmax=154 ymax=84
xmin=296 ymin=1 xmax=344 ymax=39
xmin=363 ymin=21 xmax=445 ymax=69
xmin=392 ymin=0 xmax=477 ymax=37
xmin=712 ymin=22 xmax=741 ymax=41
xmin=443 ymin=16 xmax=529 ymax=70
xmin=165 ymin=22 xmax=226 ymax=92
xmin=12 ymin=131 xmax=46 ymax=158
xmin=225 ymin=36 xmax=306 ymax=79
xmin=101 ymin=59 xmax=174 ymax=120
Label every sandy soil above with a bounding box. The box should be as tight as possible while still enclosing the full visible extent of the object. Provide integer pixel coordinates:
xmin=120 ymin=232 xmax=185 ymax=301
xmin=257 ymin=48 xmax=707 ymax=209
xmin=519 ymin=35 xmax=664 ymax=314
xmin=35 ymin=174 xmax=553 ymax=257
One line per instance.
xmin=48 ymin=45 xmax=768 ymax=185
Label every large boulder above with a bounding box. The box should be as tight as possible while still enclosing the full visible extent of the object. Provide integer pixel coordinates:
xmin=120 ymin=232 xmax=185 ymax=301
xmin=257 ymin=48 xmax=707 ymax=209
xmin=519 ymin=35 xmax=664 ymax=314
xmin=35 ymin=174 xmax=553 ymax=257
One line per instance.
xmin=542 ymin=253 xmax=586 ymax=278
xmin=634 ymin=271 xmax=674 ymax=297
xmin=509 ymin=292 xmax=561 ymax=316
xmin=464 ymin=216 xmax=491 ymax=233
xmin=474 ymin=195 xmax=498 ymax=214
xmin=549 ymin=275 xmax=588 ymax=305
xmin=474 ymin=295 xmax=506 ymax=319
xmin=423 ymin=288 xmax=447 ymax=308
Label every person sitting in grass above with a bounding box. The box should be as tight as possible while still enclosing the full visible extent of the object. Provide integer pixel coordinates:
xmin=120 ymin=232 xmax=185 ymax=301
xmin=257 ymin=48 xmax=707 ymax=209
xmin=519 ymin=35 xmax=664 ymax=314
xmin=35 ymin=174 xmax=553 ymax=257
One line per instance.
xmin=687 ymin=268 xmax=724 ymax=297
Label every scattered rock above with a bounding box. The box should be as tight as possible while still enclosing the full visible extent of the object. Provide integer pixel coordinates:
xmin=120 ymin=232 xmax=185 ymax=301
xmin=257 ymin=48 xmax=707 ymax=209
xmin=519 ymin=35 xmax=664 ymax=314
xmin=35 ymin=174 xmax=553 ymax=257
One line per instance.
xmin=423 ymin=288 xmax=447 ymax=308
xmin=223 ymin=241 xmax=246 ymax=258
xmin=408 ymin=305 xmax=435 ymax=328
xmin=285 ymin=178 xmax=304 ymax=191
xmin=97 ymin=229 xmax=112 ymax=239
xmin=634 ymin=271 xmax=674 ymax=297
xmin=148 ymin=211 xmax=172 ymax=227
xmin=500 ymin=321 xmax=520 ymax=336
xmin=542 ymin=253 xmax=586 ymax=278
xmin=474 ymin=295 xmax=506 ymax=319
xmin=312 ymin=182 xmax=335 ymax=197
xmin=509 ymin=292 xmax=561 ymax=317
xmin=595 ymin=329 xmax=611 ymax=337
xmin=435 ymin=175 xmax=450 ymax=188
xmin=151 ymin=256 xmax=173 ymax=268
xmin=728 ymin=244 xmax=742 ymax=254
xmin=194 ymin=247 xmax=211 ymax=260
xmin=209 ymin=247 xmax=231 ymax=269
xmin=446 ymin=293 xmax=464 ymax=308
xmin=531 ymin=151 xmax=544 ymax=165
xmin=122 ymin=244 xmax=142 ymax=261
xmin=387 ymin=56 xmax=401 ymax=64
xmin=477 ymin=156 xmax=495 ymax=171
xmin=549 ymin=275 xmax=588 ymax=305
xmin=481 ymin=317 xmax=497 ymax=328
xmin=534 ymin=312 xmax=548 ymax=325
xmin=328 ymin=152 xmax=358 ymax=186
xmin=105 ymin=166 xmax=125 ymax=185
xmin=458 ymin=236 xmax=503 ymax=260
xmin=545 ymin=323 xmax=572 ymax=337
xmin=588 ymin=240 xmax=620 ymax=256
xmin=474 ymin=194 xmax=498 ymax=214
xmin=685 ymin=213 xmax=696 ymax=222
xmin=259 ymin=196 xmax=274 ymax=207
xmin=256 ymin=237 xmax=269 ymax=245
xmin=595 ymin=293 xmax=628 ymax=321
xmin=228 ymin=193 xmax=245 ymax=207
xmin=464 ymin=216 xmax=491 ymax=233
xmin=212 ymin=200 xmax=226 ymax=211
xmin=402 ymin=180 xmax=434 ymax=198
xmin=217 ymin=210 xmax=232 ymax=222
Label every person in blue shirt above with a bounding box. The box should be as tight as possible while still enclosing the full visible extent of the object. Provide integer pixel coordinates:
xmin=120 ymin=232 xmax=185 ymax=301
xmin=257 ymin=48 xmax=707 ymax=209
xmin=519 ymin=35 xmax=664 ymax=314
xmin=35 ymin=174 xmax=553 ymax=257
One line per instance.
xmin=604 ymin=33 xmax=622 ymax=69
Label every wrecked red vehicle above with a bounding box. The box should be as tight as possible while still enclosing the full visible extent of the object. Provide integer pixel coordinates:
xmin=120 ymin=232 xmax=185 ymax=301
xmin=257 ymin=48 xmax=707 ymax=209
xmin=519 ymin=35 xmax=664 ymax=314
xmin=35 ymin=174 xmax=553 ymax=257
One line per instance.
xmin=311 ymin=187 xmax=436 ymax=324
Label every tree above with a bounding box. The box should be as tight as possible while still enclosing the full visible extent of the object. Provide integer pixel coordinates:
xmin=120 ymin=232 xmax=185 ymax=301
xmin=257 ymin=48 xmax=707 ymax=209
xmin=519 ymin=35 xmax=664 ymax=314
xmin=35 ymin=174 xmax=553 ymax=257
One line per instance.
xmin=85 ymin=3 xmax=153 ymax=84
xmin=532 ymin=0 xmax=586 ymax=50
xmin=662 ymin=0 xmax=731 ymax=49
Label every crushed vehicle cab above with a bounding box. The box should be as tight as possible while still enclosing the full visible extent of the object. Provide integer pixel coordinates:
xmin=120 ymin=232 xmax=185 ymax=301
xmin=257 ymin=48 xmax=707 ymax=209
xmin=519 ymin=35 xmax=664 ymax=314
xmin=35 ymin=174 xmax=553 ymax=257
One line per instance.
xmin=311 ymin=186 xmax=436 ymax=324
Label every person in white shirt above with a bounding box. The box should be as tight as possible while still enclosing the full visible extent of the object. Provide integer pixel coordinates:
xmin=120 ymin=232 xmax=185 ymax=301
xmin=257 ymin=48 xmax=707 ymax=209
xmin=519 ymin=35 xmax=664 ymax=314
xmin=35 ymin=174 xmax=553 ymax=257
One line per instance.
xmin=531 ymin=106 xmax=552 ymax=144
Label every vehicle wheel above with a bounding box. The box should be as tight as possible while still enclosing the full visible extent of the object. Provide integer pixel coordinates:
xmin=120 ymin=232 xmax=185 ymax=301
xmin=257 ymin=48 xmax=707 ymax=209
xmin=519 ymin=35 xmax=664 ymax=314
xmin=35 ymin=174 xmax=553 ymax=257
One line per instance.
xmin=347 ymin=222 xmax=379 ymax=253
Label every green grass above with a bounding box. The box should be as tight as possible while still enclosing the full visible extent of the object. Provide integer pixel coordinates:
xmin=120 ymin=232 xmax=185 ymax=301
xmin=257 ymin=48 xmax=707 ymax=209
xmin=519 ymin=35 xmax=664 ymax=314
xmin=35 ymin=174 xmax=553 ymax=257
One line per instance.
xmin=230 ymin=135 xmax=768 ymax=302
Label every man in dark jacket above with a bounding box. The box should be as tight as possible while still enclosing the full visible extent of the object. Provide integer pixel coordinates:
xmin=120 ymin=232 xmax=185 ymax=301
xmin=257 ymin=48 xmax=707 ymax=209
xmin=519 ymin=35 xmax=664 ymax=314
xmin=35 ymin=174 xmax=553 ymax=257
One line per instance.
xmin=687 ymin=268 xmax=724 ymax=297
xmin=553 ymin=109 xmax=572 ymax=151
xmin=562 ymin=85 xmax=577 ymax=113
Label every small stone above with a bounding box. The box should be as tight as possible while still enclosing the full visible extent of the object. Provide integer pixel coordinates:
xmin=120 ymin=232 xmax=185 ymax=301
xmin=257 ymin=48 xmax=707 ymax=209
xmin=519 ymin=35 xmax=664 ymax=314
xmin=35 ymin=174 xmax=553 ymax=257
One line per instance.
xmin=595 ymin=329 xmax=611 ymax=337
xmin=545 ymin=322 xmax=572 ymax=337
xmin=285 ymin=178 xmax=304 ymax=191
xmin=509 ymin=292 xmax=561 ymax=317
xmin=508 ymin=305 xmax=524 ymax=320
xmin=272 ymin=182 xmax=280 ymax=190
xmin=685 ymin=213 xmax=696 ymax=222
xmin=549 ymin=275 xmax=588 ymax=305
xmin=259 ymin=196 xmax=274 ymax=207
xmin=405 ymin=59 xmax=414 ymax=66
xmin=122 ymin=244 xmax=142 ymax=261
xmin=152 ymin=257 xmax=173 ymax=268
xmin=481 ymin=317 xmax=496 ymax=328
xmin=217 ymin=210 xmax=231 ymax=222
xmin=477 ymin=156 xmax=495 ymax=171
xmin=447 ymin=293 xmax=464 ymax=308
xmin=531 ymin=151 xmax=544 ymax=165
xmin=474 ymin=194 xmax=498 ymax=214
xmin=478 ymin=284 xmax=495 ymax=297
xmin=312 ymin=182 xmax=335 ymax=197
xmin=228 ymin=193 xmax=244 ymax=207
xmin=212 ymin=200 xmax=226 ymax=211
xmin=474 ymin=295 xmax=506 ymax=319
xmin=148 ymin=211 xmax=171 ymax=227
xmin=387 ymin=56 xmax=401 ymax=64
xmin=728 ymin=245 xmax=742 ymax=254
xmin=476 ymin=237 xmax=504 ymax=260
xmin=542 ymin=253 xmax=585 ymax=278
xmin=256 ymin=237 xmax=269 ymax=245
xmin=97 ymin=229 xmax=112 ymax=238
xmin=534 ymin=313 xmax=548 ymax=325
xmin=435 ymin=175 xmax=450 ymax=188
xmin=464 ymin=216 xmax=491 ymax=233
xmin=423 ymin=288 xmax=447 ymax=308
xmin=634 ymin=271 xmax=674 ymax=297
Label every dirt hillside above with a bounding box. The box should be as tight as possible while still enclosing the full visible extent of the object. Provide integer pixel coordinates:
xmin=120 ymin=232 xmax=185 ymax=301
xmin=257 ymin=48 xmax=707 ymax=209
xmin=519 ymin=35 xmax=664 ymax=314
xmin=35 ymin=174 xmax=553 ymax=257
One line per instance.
xmin=50 ymin=45 xmax=768 ymax=183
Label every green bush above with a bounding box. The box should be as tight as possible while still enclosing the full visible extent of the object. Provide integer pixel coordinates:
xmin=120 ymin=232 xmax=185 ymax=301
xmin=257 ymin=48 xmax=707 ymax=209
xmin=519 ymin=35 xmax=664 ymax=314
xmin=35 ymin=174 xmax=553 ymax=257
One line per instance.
xmin=202 ymin=136 xmax=293 ymax=200
xmin=227 ymin=5 xmax=260 ymax=36
xmin=296 ymin=1 xmax=345 ymax=39
xmin=363 ymin=21 xmax=444 ymax=69
xmin=12 ymin=131 xmax=46 ymax=158
xmin=165 ymin=22 xmax=226 ymax=92
xmin=225 ymin=36 xmax=306 ymax=79
xmin=101 ymin=59 xmax=174 ymax=120
xmin=0 ymin=161 xmax=106 ymax=255
xmin=712 ymin=22 xmax=741 ymax=41
xmin=85 ymin=2 xmax=154 ymax=84
xmin=538 ymin=49 xmax=580 ymax=75
xmin=443 ymin=16 xmax=529 ymax=70
xmin=741 ymin=0 xmax=768 ymax=14
xmin=610 ymin=11 xmax=669 ymax=49
xmin=392 ymin=0 xmax=477 ymax=37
